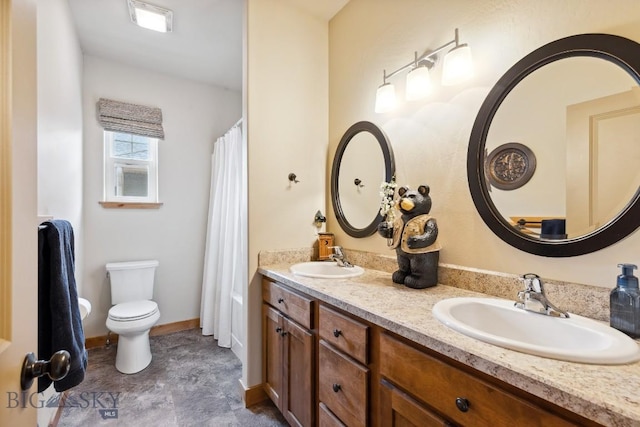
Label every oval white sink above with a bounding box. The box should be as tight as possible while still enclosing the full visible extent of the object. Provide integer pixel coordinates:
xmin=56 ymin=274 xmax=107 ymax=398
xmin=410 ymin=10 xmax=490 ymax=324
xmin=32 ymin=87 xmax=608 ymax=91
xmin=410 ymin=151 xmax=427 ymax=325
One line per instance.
xmin=290 ymin=262 xmax=364 ymax=279
xmin=432 ymin=297 xmax=640 ymax=365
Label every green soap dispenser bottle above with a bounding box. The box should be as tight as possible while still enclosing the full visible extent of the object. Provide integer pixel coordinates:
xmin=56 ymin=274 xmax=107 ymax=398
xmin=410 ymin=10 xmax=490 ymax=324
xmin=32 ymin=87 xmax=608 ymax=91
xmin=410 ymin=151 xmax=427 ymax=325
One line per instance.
xmin=610 ymin=263 xmax=640 ymax=337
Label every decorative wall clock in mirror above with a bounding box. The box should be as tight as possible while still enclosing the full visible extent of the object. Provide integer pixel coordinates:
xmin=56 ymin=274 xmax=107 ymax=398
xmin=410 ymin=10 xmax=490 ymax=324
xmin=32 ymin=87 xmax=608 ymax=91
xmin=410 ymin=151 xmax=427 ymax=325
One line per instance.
xmin=485 ymin=142 xmax=536 ymax=191
xmin=468 ymin=33 xmax=640 ymax=257
xmin=331 ymin=121 xmax=395 ymax=238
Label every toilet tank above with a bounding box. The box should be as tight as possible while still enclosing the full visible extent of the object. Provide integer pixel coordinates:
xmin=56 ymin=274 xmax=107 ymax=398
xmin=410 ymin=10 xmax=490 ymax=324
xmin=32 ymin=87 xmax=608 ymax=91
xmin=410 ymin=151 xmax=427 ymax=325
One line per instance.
xmin=106 ymin=260 xmax=159 ymax=304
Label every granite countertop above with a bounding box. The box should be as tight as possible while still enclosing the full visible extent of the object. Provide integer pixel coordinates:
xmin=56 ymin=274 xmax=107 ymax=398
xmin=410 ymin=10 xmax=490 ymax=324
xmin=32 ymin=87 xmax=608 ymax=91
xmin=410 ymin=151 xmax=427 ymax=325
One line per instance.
xmin=258 ymin=264 xmax=640 ymax=427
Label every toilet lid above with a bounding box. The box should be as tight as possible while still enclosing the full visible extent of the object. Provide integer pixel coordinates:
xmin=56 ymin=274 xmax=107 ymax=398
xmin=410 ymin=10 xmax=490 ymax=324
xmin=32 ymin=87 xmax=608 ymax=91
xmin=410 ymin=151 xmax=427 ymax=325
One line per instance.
xmin=109 ymin=300 xmax=158 ymax=321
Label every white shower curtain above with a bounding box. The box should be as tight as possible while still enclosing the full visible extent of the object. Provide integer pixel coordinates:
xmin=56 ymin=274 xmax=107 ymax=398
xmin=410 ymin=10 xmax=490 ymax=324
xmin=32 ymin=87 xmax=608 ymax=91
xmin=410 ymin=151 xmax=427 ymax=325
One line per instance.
xmin=200 ymin=120 xmax=246 ymax=347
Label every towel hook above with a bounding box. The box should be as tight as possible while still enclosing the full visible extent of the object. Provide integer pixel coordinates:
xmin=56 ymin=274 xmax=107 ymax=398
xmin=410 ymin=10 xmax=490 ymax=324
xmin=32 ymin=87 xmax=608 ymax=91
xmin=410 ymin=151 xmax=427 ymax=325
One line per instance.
xmin=288 ymin=173 xmax=300 ymax=184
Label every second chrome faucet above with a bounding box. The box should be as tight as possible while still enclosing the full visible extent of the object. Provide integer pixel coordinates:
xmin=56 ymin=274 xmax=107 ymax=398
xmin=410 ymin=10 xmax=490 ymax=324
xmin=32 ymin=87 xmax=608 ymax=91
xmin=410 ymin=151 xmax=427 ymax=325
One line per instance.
xmin=514 ymin=273 xmax=569 ymax=318
xmin=328 ymin=246 xmax=353 ymax=268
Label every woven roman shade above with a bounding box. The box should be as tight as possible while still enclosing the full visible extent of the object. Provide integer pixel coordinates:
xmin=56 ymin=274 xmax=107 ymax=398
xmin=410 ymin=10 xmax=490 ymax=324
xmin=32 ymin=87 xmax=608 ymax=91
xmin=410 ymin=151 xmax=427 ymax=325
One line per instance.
xmin=97 ymin=98 xmax=164 ymax=139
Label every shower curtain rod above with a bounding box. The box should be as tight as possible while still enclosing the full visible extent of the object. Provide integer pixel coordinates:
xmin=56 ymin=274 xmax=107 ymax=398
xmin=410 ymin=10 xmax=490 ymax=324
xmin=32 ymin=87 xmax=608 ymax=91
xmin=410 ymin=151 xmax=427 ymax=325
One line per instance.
xmin=216 ymin=118 xmax=243 ymax=143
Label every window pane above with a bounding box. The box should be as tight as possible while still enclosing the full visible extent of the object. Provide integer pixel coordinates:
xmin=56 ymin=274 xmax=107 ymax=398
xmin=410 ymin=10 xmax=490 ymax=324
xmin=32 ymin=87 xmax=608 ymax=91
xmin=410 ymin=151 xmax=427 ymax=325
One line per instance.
xmin=112 ymin=132 xmax=150 ymax=160
xmin=115 ymin=164 xmax=148 ymax=197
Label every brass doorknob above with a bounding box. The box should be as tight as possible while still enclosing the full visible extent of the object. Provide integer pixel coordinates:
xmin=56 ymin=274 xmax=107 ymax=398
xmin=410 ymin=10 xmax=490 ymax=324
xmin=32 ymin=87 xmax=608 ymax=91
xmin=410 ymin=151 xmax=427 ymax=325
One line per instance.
xmin=20 ymin=350 xmax=70 ymax=391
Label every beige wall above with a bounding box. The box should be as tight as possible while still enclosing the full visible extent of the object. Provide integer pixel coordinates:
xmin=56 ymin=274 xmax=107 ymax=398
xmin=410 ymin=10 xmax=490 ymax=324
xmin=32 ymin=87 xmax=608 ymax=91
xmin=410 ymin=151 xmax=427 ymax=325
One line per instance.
xmin=245 ymin=0 xmax=329 ymax=387
xmin=328 ymin=0 xmax=640 ymax=289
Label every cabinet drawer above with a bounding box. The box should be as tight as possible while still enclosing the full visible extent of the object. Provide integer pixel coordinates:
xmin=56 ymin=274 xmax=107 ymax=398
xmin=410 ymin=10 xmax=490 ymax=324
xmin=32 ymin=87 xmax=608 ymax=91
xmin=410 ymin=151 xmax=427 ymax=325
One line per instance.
xmin=262 ymin=279 xmax=313 ymax=329
xmin=380 ymin=379 xmax=451 ymax=427
xmin=379 ymin=333 xmax=577 ymax=427
xmin=319 ymin=305 xmax=369 ymax=364
xmin=319 ymin=340 xmax=369 ymax=427
xmin=319 ymin=402 xmax=346 ymax=427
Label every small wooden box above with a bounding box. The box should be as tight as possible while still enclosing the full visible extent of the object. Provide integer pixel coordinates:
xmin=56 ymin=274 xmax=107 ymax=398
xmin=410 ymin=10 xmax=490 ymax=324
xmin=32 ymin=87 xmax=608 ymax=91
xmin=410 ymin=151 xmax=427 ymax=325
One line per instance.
xmin=318 ymin=233 xmax=334 ymax=260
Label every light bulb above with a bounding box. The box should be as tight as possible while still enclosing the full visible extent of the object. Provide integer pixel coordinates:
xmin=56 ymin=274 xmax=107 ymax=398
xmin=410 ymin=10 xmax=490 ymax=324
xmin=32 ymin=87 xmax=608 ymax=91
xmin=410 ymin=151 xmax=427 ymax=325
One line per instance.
xmin=442 ymin=44 xmax=473 ymax=86
xmin=375 ymin=83 xmax=397 ymax=113
xmin=405 ymin=66 xmax=432 ymax=101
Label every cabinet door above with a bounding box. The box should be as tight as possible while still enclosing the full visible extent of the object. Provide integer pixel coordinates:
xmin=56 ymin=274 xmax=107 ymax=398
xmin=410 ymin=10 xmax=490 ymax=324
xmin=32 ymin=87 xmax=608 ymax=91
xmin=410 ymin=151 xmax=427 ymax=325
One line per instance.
xmin=283 ymin=316 xmax=315 ymax=427
xmin=263 ymin=304 xmax=284 ymax=410
xmin=380 ymin=379 xmax=454 ymax=427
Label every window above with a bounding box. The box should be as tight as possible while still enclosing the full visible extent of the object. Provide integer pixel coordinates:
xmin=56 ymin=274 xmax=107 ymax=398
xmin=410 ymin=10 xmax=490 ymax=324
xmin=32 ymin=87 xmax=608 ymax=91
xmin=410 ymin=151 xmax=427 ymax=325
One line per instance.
xmin=104 ymin=131 xmax=158 ymax=203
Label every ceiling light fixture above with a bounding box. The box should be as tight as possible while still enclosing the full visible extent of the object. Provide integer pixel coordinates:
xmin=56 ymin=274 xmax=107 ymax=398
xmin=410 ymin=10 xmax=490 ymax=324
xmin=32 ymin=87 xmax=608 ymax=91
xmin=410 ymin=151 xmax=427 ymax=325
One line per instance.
xmin=127 ymin=0 xmax=173 ymax=33
xmin=374 ymin=28 xmax=473 ymax=113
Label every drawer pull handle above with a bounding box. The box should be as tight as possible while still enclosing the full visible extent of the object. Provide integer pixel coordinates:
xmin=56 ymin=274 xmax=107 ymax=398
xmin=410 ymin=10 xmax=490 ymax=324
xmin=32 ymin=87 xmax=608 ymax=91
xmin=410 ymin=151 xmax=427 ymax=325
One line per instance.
xmin=277 ymin=298 xmax=284 ymax=304
xmin=280 ymin=331 xmax=287 ymax=337
xmin=333 ymin=329 xmax=342 ymax=338
xmin=455 ymin=397 xmax=470 ymax=412
xmin=275 ymin=327 xmax=282 ymax=334
xmin=332 ymin=383 xmax=341 ymax=393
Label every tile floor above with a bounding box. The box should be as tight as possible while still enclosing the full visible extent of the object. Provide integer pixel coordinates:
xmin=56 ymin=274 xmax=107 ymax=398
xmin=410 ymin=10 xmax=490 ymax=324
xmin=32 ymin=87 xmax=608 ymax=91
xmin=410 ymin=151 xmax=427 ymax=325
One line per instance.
xmin=56 ymin=329 xmax=288 ymax=426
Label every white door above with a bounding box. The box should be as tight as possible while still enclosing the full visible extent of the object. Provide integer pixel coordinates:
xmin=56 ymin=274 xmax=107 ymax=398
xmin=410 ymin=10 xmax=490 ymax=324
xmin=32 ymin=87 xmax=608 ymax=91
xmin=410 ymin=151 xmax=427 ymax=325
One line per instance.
xmin=566 ymin=86 xmax=640 ymax=236
xmin=0 ymin=0 xmax=39 ymax=426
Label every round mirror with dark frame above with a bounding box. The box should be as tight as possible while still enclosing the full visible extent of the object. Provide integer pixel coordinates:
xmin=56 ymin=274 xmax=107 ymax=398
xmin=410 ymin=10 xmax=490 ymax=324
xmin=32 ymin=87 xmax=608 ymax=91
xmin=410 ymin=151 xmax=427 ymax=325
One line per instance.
xmin=332 ymin=121 xmax=395 ymax=238
xmin=468 ymin=33 xmax=640 ymax=257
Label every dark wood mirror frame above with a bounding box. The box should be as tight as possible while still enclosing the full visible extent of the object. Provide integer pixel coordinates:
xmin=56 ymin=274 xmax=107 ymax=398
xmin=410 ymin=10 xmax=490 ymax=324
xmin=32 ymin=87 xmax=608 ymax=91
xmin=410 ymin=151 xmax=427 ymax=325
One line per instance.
xmin=467 ymin=33 xmax=640 ymax=257
xmin=331 ymin=121 xmax=395 ymax=238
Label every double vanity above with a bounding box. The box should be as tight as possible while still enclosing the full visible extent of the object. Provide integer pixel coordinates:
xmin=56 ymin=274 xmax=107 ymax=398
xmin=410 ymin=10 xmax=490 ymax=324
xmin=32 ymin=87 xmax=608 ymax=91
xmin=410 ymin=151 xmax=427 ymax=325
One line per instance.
xmin=271 ymin=31 xmax=640 ymax=426
xmin=259 ymin=249 xmax=640 ymax=427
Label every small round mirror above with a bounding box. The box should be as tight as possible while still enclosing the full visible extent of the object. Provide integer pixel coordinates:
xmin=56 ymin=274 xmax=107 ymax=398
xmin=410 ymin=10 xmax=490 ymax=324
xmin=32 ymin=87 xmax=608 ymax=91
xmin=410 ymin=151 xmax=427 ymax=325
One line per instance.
xmin=331 ymin=121 xmax=395 ymax=237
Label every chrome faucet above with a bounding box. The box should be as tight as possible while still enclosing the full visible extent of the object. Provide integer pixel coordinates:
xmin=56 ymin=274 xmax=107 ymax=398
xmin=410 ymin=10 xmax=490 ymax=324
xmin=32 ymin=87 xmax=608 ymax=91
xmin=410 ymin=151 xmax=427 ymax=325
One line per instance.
xmin=515 ymin=273 xmax=569 ymax=318
xmin=328 ymin=246 xmax=353 ymax=268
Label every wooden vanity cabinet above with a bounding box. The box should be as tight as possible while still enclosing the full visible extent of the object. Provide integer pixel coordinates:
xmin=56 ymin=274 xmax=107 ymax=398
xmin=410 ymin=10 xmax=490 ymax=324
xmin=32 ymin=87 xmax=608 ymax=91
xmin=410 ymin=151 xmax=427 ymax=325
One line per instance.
xmin=261 ymin=276 xmax=604 ymax=427
xmin=263 ymin=279 xmax=315 ymax=427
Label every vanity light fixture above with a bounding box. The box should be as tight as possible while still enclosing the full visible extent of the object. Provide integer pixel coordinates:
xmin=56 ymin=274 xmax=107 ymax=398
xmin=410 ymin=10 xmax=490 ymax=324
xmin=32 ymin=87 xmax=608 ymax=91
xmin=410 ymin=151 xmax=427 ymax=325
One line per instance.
xmin=375 ymin=28 xmax=473 ymax=113
xmin=127 ymin=0 xmax=173 ymax=33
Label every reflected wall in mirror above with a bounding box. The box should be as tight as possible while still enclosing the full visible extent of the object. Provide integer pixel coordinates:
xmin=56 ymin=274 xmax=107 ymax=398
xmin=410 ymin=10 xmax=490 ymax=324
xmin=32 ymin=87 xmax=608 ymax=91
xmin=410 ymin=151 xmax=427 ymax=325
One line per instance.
xmin=487 ymin=56 xmax=640 ymax=238
xmin=468 ymin=34 xmax=640 ymax=257
xmin=332 ymin=121 xmax=395 ymax=238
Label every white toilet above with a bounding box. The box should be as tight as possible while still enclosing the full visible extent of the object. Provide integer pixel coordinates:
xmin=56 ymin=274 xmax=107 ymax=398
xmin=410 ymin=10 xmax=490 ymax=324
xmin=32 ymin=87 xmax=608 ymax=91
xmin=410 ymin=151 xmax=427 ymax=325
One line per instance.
xmin=106 ymin=260 xmax=161 ymax=374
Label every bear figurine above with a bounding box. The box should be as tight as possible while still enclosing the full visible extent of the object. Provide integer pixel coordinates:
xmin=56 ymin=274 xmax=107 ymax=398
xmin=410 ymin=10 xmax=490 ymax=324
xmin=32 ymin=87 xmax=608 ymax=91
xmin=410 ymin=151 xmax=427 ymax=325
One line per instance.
xmin=378 ymin=184 xmax=440 ymax=289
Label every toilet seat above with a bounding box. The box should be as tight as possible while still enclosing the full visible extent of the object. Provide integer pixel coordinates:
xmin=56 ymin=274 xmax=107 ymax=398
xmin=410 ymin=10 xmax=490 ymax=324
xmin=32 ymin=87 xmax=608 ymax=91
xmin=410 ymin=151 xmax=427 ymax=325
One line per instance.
xmin=108 ymin=300 xmax=158 ymax=322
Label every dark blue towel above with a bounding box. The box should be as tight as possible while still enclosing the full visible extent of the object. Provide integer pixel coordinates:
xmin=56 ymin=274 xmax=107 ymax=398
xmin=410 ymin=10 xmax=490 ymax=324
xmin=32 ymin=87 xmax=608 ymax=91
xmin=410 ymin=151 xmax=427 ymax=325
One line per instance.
xmin=38 ymin=220 xmax=87 ymax=392
xmin=540 ymin=219 xmax=567 ymax=240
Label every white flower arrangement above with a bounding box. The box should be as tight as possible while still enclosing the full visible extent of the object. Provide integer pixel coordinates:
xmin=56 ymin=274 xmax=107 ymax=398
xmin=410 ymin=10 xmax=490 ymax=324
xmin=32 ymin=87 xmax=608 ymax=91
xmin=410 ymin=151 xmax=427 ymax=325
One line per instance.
xmin=379 ymin=177 xmax=397 ymax=219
